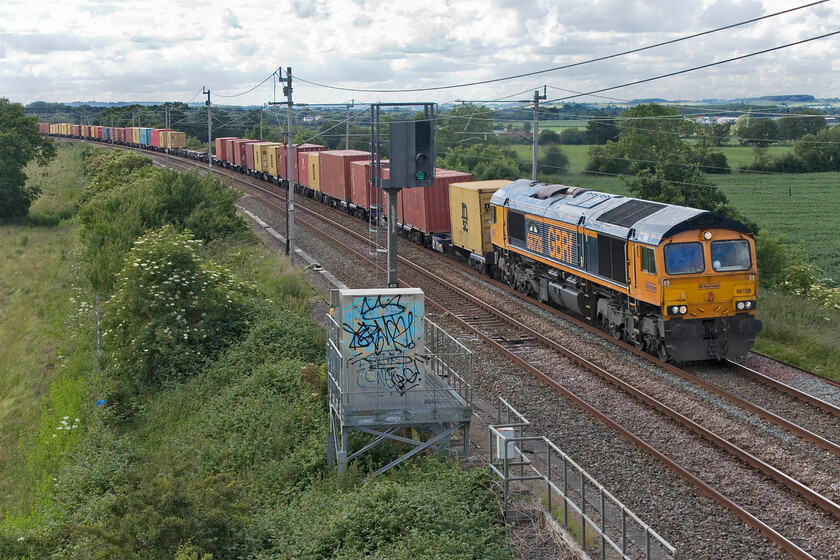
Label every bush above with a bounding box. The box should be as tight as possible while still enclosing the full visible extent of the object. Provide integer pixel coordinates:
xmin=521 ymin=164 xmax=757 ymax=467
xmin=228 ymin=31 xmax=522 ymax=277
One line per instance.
xmin=100 ymin=226 xmax=254 ymax=402
xmin=558 ymin=128 xmax=587 ymax=145
xmin=79 ymin=155 xmax=248 ymax=294
xmin=81 ymin=148 xmax=154 ymax=202
xmin=71 ymin=468 xmax=246 ymax=560
xmin=262 ymin=458 xmax=511 ymax=560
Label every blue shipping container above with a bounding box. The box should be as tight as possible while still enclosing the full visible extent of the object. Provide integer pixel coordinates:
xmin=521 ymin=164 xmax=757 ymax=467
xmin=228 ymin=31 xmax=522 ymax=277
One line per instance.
xmin=104 ymin=127 xmax=111 ymax=141
xmin=139 ymin=128 xmax=152 ymax=145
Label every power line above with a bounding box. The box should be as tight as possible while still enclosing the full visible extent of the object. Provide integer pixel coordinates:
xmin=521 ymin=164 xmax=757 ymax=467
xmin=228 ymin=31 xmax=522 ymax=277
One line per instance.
xmin=546 ymin=31 xmax=840 ymax=103
xmin=293 ymin=0 xmax=828 ymax=94
xmin=213 ymin=71 xmax=279 ymax=98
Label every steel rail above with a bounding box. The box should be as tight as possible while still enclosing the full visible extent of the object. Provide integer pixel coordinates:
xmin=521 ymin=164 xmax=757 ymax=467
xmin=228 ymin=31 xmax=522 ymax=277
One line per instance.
xmin=727 ymin=360 xmax=840 ymax=418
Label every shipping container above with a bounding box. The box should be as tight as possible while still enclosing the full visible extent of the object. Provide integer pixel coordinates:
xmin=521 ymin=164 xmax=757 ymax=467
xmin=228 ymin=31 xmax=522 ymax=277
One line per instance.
xmin=230 ymin=139 xmax=258 ymax=169
xmin=214 ymin=137 xmax=237 ymax=161
xmin=349 ymin=160 xmax=389 ymax=212
xmin=165 ymin=131 xmax=186 ymax=149
xmin=396 ymin=168 xmax=474 ymax=235
xmin=294 ymin=144 xmax=328 ymax=186
xmin=260 ymin=143 xmax=282 ymax=175
xmin=150 ymin=129 xmax=163 ymax=147
xmin=223 ymin=139 xmax=236 ymax=164
xmin=39 ymin=123 xmax=49 ymax=134
xmin=243 ymin=141 xmax=257 ymax=170
xmin=95 ymin=126 xmax=104 ymax=139
xmin=130 ymin=127 xmax=140 ymax=144
xmin=251 ymin=142 xmax=273 ymax=173
xmin=104 ymin=127 xmax=112 ymax=141
xmin=318 ymin=150 xmax=371 ymax=202
xmin=267 ymin=145 xmax=285 ymax=177
xmin=307 ymin=152 xmax=321 ymax=192
xmin=448 ymin=180 xmax=509 ymax=257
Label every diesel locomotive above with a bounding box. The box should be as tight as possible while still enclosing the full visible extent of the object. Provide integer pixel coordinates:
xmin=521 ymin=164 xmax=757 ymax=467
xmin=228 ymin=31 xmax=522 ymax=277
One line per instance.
xmin=488 ymin=179 xmax=762 ymax=362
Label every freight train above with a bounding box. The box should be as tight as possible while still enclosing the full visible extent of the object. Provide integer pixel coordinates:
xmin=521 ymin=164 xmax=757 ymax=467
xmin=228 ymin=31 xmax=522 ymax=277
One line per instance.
xmin=43 ymin=124 xmax=762 ymax=362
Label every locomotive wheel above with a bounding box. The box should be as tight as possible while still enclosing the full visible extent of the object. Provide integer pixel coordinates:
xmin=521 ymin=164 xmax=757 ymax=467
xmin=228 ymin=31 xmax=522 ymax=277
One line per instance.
xmin=656 ymin=341 xmax=670 ymax=362
xmin=634 ymin=333 xmax=646 ymax=351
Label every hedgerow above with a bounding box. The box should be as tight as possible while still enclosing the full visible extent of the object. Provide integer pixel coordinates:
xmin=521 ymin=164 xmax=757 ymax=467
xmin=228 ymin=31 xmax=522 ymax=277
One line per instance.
xmin=100 ymin=225 xmax=254 ymax=403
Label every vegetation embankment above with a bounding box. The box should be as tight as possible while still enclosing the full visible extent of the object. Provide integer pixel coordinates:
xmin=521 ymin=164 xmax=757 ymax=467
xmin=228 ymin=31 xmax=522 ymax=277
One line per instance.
xmin=1 ymin=144 xmax=511 ymax=559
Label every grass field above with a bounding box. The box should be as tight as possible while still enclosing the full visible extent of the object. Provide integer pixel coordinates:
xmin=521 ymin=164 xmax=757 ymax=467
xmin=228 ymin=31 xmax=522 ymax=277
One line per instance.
xmin=0 ymin=143 xmax=89 ymax=508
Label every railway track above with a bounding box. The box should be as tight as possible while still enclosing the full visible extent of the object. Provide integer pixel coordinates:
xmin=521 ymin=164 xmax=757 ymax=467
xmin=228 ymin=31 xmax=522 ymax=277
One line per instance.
xmin=90 ymin=143 xmax=840 ymax=559
xmin=236 ymin=177 xmax=840 ymax=559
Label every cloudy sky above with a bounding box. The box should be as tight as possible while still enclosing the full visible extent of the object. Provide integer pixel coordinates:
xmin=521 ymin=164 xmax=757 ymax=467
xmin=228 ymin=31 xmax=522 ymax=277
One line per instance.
xmin=1 ymin=0 xmax=838 ymax=107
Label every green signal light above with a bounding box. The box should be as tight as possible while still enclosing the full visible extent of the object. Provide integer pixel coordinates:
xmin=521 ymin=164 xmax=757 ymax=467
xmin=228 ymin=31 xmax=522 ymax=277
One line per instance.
xmin=416 ymin=171 xmax=427 ymax=180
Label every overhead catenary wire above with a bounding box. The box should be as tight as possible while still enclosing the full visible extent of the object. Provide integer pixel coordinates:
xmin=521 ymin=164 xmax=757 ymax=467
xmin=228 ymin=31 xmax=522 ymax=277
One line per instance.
xmin=293 ymin=0 xmax=829 ymax=94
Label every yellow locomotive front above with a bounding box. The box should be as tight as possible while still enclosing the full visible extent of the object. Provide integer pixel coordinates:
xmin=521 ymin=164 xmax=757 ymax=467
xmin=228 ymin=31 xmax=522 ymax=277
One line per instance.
xmin=656 ymin=227 xmax=762 ymax=361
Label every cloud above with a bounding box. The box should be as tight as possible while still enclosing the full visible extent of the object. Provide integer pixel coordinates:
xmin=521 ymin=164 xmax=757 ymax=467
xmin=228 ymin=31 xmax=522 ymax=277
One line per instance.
xmin=223 ymin=8 xmax=242 ymax=29
xmin=2 ymin=33 xmax=92 ymax=55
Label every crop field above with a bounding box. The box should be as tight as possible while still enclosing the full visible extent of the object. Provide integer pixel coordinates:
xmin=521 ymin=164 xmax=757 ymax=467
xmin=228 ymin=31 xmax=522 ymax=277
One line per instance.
xmin=717 ymin=144 xmax=794 ymax=169
xmin=712 ymin=171 xmax=840 ymax=280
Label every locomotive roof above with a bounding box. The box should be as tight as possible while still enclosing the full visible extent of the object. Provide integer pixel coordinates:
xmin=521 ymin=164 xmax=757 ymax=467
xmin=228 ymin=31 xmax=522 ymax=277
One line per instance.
xmin=490 ymin=179 xmax=752 ymax=246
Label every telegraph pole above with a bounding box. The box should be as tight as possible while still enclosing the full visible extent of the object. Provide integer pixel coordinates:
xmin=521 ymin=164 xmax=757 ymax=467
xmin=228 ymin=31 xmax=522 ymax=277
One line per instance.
xmin=259 ymin=104 xmax=264 ymax=141
xmin=203 ymin=87 xmax=212 ymax=169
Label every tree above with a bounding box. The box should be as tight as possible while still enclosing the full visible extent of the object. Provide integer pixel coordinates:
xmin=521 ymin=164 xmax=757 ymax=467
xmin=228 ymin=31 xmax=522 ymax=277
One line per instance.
xmin=538 ymin=129 xmax=561 ymax=144
xmin=541 ymin=145 xmax=569 ymax=175
xmin=438 ymin=144 xmax=520 ymax=180
xmin=705 ymin=121 xmax=732 ymax=147
xmin=0 ymin=98 xmax=57 ymax=218
xmin=776 ymin=110 xmax=826 ymax=141
xmin=792 ymin=125 xmax=840 ymax=172
xmin=585 ymin=112 xmax=620 ymax=144
xmin=436 ymin=103 xmax=494 ymax=155
xmin=740 ymin=118 xmax=778 ymax=147
xmin=558 ymin=128 xmax=587 ymax=145
xmin=586 ymin=104 xmax=696 ymax=176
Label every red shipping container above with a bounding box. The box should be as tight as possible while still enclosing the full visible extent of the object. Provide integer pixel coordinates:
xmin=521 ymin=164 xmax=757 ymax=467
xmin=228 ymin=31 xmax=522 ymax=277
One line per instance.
xmin=214 ymin=137 xmax=237 ymax=161
xmin=243 ymin=141 xmax=258 ymax=170
xmin=39 ymin=123 xmax=49 ymax=134
xmin=229 ymin=139 xmax=257 ymax=168
xmin=72 ymin=125 xmax=80 ymax=136
xmin=396 ymin=169 xmax=474 ymax=234
xmin=318 ymin=150 xmax=371 ymax=202
xmin=223 ymin=139 xmax=236 ymax=164
xmin=349 ymin=160 xmax=390 ymax=212
xmin=276 ymin=145 xmax=290 ymax=179
xmin=294 ymin=144 xmax=327 ymax=186
xmin=151 ymin=129 xmax=162 ymax=147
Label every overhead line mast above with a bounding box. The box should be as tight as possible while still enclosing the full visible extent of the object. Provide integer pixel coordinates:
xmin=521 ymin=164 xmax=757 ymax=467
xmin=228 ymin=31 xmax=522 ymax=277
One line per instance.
xmin=202 ymin=87 xmax=212 ymax=169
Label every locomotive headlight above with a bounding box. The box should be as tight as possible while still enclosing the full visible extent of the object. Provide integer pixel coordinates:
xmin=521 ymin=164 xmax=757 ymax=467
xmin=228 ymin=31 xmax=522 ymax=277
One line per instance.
xmin=737 ymin=301 xmax=745 ymax=310
xmin=703 ymin=231 xmax=712 ymax=240
xmin=679 ymin=305 xmax=687 ymax=314
xmin=744 ymin=301 xmax=752 ymax=309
